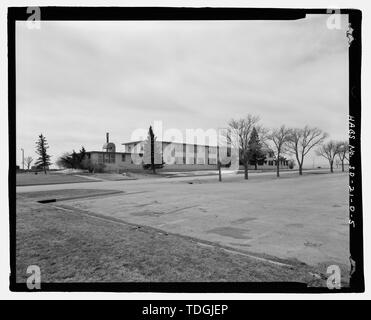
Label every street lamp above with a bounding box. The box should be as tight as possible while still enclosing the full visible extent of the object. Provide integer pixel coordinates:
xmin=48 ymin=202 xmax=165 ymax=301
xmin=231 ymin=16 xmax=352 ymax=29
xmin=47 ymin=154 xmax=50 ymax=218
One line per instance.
xmin=21 ymin=148 xmax=24 ymax=170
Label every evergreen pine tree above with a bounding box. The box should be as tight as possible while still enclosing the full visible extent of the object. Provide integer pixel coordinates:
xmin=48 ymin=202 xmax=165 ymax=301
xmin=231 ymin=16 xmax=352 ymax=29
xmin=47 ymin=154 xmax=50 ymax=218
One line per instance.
xmin=149 ymin=126 xmax=156 ymax=174
xmin=78 ymin=146 xmax=86 ymax=167
xmin=35 ymin=134 xmax=51 ymax=174
xmin=71 ymin=150 xmax=79 ymax=169
xmin=247 ymin=127 xmax=266 ymax=170
xmin=143 ymin=126 xmax=164 ymax=173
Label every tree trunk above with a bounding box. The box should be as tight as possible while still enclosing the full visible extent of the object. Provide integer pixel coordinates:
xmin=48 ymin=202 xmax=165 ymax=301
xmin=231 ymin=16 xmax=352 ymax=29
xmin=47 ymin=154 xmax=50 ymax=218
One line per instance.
xmin=330 ymin=161 xmax=334 ymax=173
xmin=254 ymin=163 xmax=257 ymax=170
xmin=44 ymin=165 xmax=47 ymax=174
xmin=218 ymin=161 xmax=222 ymax=182
xmin=295 ymin=153 xmax=302 ymax=175
xmin=276 ymin=159 xmax=280 ymax=177
xmin=341 ymin=161 xmax=344 ymax=172
xmin=244 ymin=161 xmax=249 ymax=180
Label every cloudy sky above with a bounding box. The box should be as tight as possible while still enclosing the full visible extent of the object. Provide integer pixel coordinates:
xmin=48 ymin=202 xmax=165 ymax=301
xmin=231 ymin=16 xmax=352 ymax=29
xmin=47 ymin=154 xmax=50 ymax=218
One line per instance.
xmin=16 ymin=14 xmax=349 ymax=167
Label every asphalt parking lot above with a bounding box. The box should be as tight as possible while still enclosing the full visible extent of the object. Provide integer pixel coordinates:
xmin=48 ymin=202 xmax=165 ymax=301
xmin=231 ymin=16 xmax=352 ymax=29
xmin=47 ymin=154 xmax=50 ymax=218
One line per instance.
xmin=45 ymin=171 xmax=350 ymax=267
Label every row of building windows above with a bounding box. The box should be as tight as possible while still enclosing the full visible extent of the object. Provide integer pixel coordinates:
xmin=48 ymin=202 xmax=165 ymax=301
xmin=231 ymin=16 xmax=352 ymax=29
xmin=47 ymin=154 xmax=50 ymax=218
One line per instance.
xmin=96 ymin=152 xmax=288 ymax=166
xmin=125 ymin=143 xmax=219 ymax=155
xmin=98 ymin=153 xmax=116 ymax=164
xmin=173 ymin=157 xmax=217 ymax=165
xmin=98 ymin=152 xmax=219 ymax=165
xmin=267 ymin=160 xmax=289 ymax=166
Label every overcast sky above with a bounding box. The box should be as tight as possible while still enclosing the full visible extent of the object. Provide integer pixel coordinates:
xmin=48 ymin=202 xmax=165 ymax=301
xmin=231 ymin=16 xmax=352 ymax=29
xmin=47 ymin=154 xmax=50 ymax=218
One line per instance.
xmin=16 ymin=14 xmax=349 ymax=167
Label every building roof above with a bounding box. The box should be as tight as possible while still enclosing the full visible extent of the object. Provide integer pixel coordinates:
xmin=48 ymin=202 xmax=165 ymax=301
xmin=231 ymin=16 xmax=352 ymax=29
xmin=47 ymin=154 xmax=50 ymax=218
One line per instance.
xmin=122 ymin=140 xmax=219 ymax=148
xmin=121 ymin=140 xmax=143 ymax=145
xmin=86 ymin=150 xmax=131 ymax=155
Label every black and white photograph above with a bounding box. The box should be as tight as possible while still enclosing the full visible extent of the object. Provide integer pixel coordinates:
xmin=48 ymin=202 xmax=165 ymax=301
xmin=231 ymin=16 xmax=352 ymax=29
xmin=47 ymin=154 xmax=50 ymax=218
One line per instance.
xmin=6 ymin=5 xmax=364 ymax=296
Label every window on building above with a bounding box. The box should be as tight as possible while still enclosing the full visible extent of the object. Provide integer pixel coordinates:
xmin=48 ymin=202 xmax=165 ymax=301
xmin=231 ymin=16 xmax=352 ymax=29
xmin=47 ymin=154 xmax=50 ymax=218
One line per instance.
xmin=98 ymin=154 xmax=103 ymax=164
xmin=209 ymin=158 xmax=217 ymax=165
xmin=103 ymin=153 xmax=115 ymax=163
xmin=122 ymin=154 xmax=126 ymax=162
xmin=187 ymin=158 xmax=194 ymax=165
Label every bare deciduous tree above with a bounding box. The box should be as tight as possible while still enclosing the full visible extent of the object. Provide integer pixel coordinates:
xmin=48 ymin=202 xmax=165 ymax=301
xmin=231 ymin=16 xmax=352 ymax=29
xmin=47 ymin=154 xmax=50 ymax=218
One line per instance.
xmin=336 ymin=141 xmax=349 ymax=172
xmin=267 ymin=125 xmax=292 ymax=177
xmin=316 ymin=140 xmax=340 ymax=173
xmin=287 ymin=126 xmax=328 ymax=175
xmin=226 ymin=115 xmax=261 ymax=180
xmin=24 ymin=156 xmax=33 ymax=171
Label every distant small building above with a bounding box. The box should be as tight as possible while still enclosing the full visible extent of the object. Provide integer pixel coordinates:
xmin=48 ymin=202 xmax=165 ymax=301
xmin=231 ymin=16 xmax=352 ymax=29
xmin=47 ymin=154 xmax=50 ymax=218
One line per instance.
xmin=261 ymin=150 xmax=291 ymax=168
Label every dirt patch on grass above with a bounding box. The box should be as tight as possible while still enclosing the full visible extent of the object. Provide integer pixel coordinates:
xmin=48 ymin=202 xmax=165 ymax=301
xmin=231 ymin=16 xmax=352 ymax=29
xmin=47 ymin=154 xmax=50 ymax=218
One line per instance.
xmin=232 ymin=217 xmax=258 ymax=224
xmin=206 ymin=227 xmax=252 ymax=240
xmin=130 ymin=210 xmax=165 ymax=217
xmin=286 ymin=223 xmax=304 ymax=228
xmin=304 ymin=241 xmax=323 ymax=248
xmin=233 ymin=243 xmax=252 ymax=247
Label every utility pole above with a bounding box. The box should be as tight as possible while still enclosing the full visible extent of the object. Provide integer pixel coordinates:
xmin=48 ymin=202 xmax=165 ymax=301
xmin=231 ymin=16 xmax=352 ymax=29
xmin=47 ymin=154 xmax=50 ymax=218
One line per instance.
xmin=217 ymin=147 xmax=222 ymax=182
xmin=21 ymin=148 xmax=24 ymax=170
xmin=217 ymin=131 xmax=222 ymax=182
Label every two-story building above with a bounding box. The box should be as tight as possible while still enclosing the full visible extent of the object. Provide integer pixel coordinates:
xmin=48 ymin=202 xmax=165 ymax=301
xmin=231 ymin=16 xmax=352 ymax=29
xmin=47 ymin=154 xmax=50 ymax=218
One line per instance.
xmin=84 ymin=133 xmax=292 ymax=173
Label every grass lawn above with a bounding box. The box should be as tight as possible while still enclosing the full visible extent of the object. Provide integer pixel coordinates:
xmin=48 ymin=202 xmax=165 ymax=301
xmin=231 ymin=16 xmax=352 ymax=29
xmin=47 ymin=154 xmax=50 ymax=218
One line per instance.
xmin=16 ymin=173 xmax=97 ymax=186
xmin=16 ymin=192 xmax=327 ymax=285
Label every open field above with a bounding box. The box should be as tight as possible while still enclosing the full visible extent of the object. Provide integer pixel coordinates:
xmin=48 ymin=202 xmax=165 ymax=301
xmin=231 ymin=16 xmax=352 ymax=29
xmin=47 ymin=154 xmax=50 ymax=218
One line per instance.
xmin=16 ymin=171 xmax=350 ymax=285
xmin=16 ymin=172 xmax=98 ymax=186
